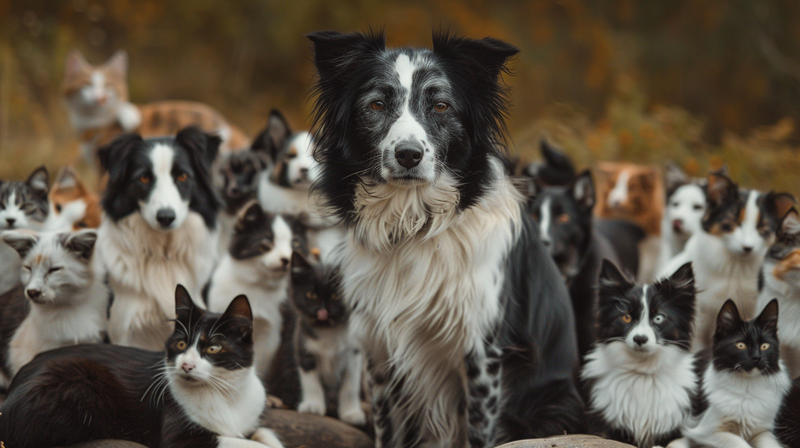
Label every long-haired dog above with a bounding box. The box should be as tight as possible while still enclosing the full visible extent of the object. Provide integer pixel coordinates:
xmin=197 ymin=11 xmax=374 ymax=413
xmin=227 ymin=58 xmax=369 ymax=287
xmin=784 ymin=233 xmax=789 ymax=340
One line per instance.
xmin=308 ymin=30 xmax=582 ymax=447
xmin=96 ymin=127 xmax=221 ymax=350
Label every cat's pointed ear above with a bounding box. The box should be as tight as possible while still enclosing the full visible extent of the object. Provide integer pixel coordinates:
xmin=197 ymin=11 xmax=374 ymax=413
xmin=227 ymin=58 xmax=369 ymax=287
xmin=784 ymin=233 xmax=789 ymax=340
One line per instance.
xmin=664 ymin=262 xmax=696 ymax=311
xmin=664 ymin=160 xmax=690 ymax=196
xmin=2 ymin=231 xmax=39 ymax=260
xmin=706 ymin=170 xmax=738 ymax=211
xmin=174 ymin=284 xmax=198 ymax=325
xmin=222 ymin=295 xmax=253 ymax=323
xmin=26 ymin=166 xmax=49 ymax=196
xmin=63 ymin=229 xmax=97 ymax=261
xmin=755 ymin=299 xmax=779 ymax=332
xmin=539 ymin=139 xmax=576 ymax=185
xmin=65 ymin=49 xmax=90 ymax=77
xmin=778 ymin=208 xmax=800 ymax=239
xmin=599 ymin=259 xmax=633 ymax=297
xmin=105 ymin=50 xmax=128 ymax=78
xmin=217 ymin=295 xmax=253 ymax=342
xmin=264 ymin=110 xmax=293 ymax=160
xmin=569 ymin=170 xmax=595 ymax=212
xmin=291 ymin=250 xmax=313 ymax=275
xmin=715 ymin=299 xmax=743 ymax=336
xmin=53 ymin=166 xmax=80 ymax=191
xmin=235 ymin=200 xmax=266 ymax=231
xmin=761 ymin=192 xmax=796 ymax=225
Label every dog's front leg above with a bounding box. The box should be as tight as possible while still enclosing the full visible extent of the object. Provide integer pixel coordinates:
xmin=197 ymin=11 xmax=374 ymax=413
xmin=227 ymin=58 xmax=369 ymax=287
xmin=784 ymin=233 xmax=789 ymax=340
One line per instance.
xmin=465 ymin=331 xmax=503 ymax=448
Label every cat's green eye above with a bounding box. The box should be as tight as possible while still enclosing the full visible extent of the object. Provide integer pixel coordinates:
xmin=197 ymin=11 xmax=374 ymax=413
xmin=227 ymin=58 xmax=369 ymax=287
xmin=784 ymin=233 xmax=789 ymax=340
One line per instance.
xmin=306 ymin=292 xmax=318 ymax=300
xmin=176 ymin=340 xmax=187 ymax=350
xmin=206 ymin=345 xmax=222 ymax=354
xmin=761 ymin=343 xmax=770 ymax=351
xmin=736 ymin=342 xmax=746 ymax=350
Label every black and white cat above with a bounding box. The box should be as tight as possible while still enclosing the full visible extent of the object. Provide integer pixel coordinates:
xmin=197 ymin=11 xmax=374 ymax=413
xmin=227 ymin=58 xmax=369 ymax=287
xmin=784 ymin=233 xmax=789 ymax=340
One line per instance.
xmin=0 ymin=285 xmax=284 ymax=448
xmin=0 ymin=229 xmax=108 ymax=389
xmin=665 ymin=299 xmax=791 ymax=448
xmin=0 ymin=166 xmax=50 ymax=296
xmin=582 ymin=260 xmax=698 ymax=448
xmin=757 ymin=207 xmax=800 ymax=379
xmin=289 ymin=251 xmax=366 ymax=427
xmin=207 ymin=201 xmax=296 ymax=382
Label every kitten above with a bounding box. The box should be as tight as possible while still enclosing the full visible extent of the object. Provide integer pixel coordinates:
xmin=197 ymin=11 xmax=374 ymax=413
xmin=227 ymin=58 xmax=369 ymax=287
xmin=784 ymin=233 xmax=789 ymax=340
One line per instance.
xmin=215 ymin=143 xmax=271 ymax=255
xmin=582 ymin=260 xmax=698 ymax=448
xmin=0 ymin=285 xmax=284 ymax=448
xmin=207 ymin=201 xmax=296 ymax=383
xmin=665 ymin=299 xmax=791 ymax=448
xmin=757 ymin=207 xmax=800 ymax=378
xmin=46 ymin=166 xmax=102 ymax=231
xmin=661 ymin=170 xmax=795 ymax=350
xmin=62 ymin=49 xmax=249 ymax=161
xmin=0 ymin=166 xmax=50 ymax=296
xmin=0 ymin=229 xmax=108 ymax=388
xmin=289 ymin=251 xmax=366 ymax=427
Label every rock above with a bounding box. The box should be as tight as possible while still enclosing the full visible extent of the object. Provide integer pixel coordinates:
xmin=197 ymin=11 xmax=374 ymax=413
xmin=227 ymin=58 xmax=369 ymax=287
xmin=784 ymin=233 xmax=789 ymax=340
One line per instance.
xmin=261 ymin=409 xmax=373 ymax=448
xmin=64 ymin=442 xmax=145 ymax=448
xmin=496 ymin=435 xmax=635 ymax=448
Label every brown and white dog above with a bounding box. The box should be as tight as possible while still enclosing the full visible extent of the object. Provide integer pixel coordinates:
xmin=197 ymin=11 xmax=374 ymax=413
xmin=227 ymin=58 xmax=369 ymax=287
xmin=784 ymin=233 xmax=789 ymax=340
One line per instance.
xmin=595 ymin=162 xmax=664 ymax=282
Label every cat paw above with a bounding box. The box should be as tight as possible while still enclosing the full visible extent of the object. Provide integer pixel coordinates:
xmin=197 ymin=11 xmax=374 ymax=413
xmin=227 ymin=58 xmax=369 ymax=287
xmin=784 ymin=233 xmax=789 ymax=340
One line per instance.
xmin=339 ymin=406 xmax=367 ymax=426
xmin=298 ymin=399 xmax=326 ymax=416
xmin=251 ymin=428 xmax=285 ymax=448
xmin=266 ymin=394 xmax=284 ymax=409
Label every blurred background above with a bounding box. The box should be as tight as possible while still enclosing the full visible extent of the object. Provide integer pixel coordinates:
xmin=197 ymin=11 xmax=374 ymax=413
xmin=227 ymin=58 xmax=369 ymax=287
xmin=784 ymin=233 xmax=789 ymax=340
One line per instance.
xmin=3 ymin=0 xmax=800 ymax=192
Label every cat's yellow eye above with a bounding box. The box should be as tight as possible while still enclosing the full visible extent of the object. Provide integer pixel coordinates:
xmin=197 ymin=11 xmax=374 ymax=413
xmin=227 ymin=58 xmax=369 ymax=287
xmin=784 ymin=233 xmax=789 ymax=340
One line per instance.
xmin=736 ymin=342 xmax=747 ymax=350
xmin=140 ymin=175 xmax=151 ymax=184
xmin=176 ymin=340 xmax=187 ymax=350
xmin=176 ymin=172 xmax=188 ymax=182
xmin=761 ymin=343 xmax=770 ymax=351
xmin=558 ymin=214 xmax=570 ymax=223
xmin=621 ymin=314 xmax=632 ymax=323
xmin=306 ymin=292 xmax=318 ymax=300
xmin=206 ymin=345 xmax=222 ymax=354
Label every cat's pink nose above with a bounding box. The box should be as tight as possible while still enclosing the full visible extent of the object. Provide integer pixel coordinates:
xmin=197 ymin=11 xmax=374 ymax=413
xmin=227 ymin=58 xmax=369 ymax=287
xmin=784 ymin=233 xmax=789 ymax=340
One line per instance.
xmin=181 ymin=363 xmax=195 ymax=373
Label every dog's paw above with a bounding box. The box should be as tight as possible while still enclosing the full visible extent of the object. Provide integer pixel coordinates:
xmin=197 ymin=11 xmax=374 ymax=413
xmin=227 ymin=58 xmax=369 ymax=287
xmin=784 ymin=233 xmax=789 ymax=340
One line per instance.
xmin=251 ymin=428 xmax=285 ymax=448
xmin=298 ymin=399 xmax=326 ymax=416
xmin=339 ymin=405 xmax=367 ymax=426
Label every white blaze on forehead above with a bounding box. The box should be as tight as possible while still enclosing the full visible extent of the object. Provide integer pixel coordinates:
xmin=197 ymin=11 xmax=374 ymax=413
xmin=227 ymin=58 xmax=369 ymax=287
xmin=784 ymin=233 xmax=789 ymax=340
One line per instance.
xmin=740 ymin=190 xmax=762 ymax=246
xmin=539 ymin=197 xmax=552 ymax=243
xmin=628 ymin=285 xmax=656 ymax=345
xmin=395 ymin=54 xmax=416 ymax=91
xmin=608 ymin=170 xmax=631 ymax=206
xmin=140 ymin=143 xmax=190 ymax=230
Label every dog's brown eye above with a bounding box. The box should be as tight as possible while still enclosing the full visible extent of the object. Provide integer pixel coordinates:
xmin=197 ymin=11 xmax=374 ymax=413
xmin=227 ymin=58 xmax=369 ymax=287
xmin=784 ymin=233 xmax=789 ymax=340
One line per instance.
xmin=558 ymin=214 xmax=570 ymax=223
xmin=55 ymin=204 xmax=62 ymax=213
xmin=434 ymin=102 xmax=449 ymax=112
xmin=371 ymin=101 xmax=385 ymax=111
xmin=176 ymin=340 xmax=187 ymax=350
xmin=621 ymin=314 xmax=632 ymax=323
xmin=177 ymin=172 xmax=188 ymax=182
xmin=140 ymin=175 xmax=150 ymax=184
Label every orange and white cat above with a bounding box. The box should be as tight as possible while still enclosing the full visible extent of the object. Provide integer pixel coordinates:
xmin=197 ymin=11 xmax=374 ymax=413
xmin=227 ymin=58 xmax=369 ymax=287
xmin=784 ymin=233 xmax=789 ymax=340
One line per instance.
xmin=62 ymin=49 xmax=248 ymax=162
xmin=46 ymin=166 xmax=102 ymax=231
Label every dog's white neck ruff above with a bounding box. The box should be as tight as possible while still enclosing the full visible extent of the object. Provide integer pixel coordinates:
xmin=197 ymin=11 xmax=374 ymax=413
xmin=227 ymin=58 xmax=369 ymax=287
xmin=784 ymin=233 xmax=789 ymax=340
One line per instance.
xmin=338 ymin=158 xmax=521 ymax=443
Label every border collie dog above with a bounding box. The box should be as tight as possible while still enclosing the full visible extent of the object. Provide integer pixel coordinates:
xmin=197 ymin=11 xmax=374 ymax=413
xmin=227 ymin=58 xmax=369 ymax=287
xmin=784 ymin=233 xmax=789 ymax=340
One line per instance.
xmin=308 ymin=30 xmax=582 ymax=447
xmin=96 ymin=127 xmax=221 ymax=350
xmin=656 ymin=161 xmax=707 ymax=271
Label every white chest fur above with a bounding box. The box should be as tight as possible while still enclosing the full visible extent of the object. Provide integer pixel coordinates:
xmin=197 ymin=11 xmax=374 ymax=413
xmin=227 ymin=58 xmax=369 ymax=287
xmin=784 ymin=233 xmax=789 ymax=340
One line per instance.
xmin=582 ymin=342 xmax=696 ymax=446
xmin=98 ymin=212 xmax=217 ymax=350
xmin=339 ymin=167 xmax=520 ymax=441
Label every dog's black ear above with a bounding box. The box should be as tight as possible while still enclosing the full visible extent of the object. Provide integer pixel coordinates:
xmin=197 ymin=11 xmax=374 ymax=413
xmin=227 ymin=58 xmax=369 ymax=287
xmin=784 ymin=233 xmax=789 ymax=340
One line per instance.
xmin=100 ymin=133 xmax=143 ymax=220
xmin=176 ymin=126 xmax=222 ymax=228
xmin=569 ymin=170 xmax=595 ymax=212
xmin=539 ymin=139 xmax=576 ymax=185
xmin=235 ymin=200 xmax=267 ymax=232
xmin=307 ymin=30 xmax=386 ymax=88
xmin=705 ymin=170 xmax=738 ymax=212
xmin=760 ymin=191 xmax=797 ymax=227
xmin=176 ymin=126 xmax=220 ymax=169
xmin=599 ymin=259 xmax=633 ymax=292
xmin=432 ymin=33 xmax=519 ymax=84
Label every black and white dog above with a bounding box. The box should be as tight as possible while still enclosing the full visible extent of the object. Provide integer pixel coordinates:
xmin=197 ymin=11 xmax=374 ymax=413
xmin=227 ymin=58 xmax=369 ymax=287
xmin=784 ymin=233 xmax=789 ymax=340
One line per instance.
xmin=96 ymin=127 xmax=221 ymax=350
xmin=308 ymin=30 xmax=582 ymax=447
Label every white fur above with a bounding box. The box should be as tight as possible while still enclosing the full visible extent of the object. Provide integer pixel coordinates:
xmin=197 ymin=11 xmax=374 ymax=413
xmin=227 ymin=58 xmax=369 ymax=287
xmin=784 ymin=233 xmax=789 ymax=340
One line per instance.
xmin=660 ymin=191 xmax=769 ymax=351
xmin=582 ymin=340 xmax=696 ymax=447
xmin=168 ymin=346 xmax=283 ymax=448
xmin=284 ymin=132 xmax=317 ymax=187
xmin=296 ymin=324 xmax=366 ymax=426
xmin=98 ymin=211 xmax=217 ymax=350
xmin=1 ymin=231 xmax=108 ymax=387
xmin=208 ymin=216 xmax=293 ymax=381
xmin=0 ymin=191 xmax=46 ymax=232
xmin=45 ymin=199 xmax=88 ymax=232
xmin=657 ymin=184 xmax=706 ymax=272
xmin=538 ymin=197 xmax=552 ymax=247
xmin=339 ymin=159 xmax=520 ymax=444
xmin=608 ymin=170 xmax=631 ymax=208
xmin=0 ymin=189 xmax=48 ymax=296
xmin=757 ymin=258 xmax=800 ymax=378
xmin=140 ymin=143 xmax=190 ymax=231
xmin=668 ymin=364 xmax=791 ymax=448
xmin=117 ymin=101 xmax=142 ymax=130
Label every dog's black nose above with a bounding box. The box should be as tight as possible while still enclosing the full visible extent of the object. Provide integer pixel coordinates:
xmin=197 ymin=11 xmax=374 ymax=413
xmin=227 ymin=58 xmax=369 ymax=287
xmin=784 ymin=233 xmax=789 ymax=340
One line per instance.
xmin=156 ymin=208 xmax=176 ymax=227
xmin=26 ymin=289 xmax=41 ymax=300
xmin=6 ymin=218 xmax=15 ymax=227
xmin=395 ymin=144 xmax=423 ymax=169
xmin=633 ymin=335 xmax=648 ymax=346
xmin=743 ymin=246 xmax=753 ymax=253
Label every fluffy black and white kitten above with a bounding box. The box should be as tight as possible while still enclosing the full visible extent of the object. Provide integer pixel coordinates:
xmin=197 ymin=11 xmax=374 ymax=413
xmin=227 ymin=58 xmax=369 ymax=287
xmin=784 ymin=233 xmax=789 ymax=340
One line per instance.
xmin=290 ymin=251 xmax=366 ymax=427
xmin=0 ymin=166 xmax=50 ymax=295
xmin=582 ymin=260 xmax=697 ymax=448
xmin=0 ymin=285 xmax=284 ymax=448
xmin=0 ymin=229 xmax=108 ymax=389
xmin=666 ymin=299 xmax=791 ymax=448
